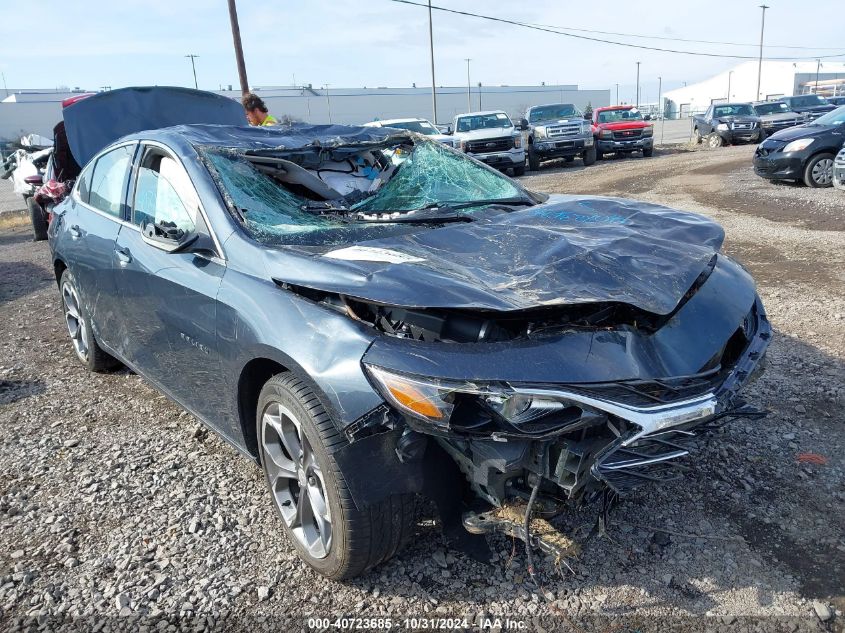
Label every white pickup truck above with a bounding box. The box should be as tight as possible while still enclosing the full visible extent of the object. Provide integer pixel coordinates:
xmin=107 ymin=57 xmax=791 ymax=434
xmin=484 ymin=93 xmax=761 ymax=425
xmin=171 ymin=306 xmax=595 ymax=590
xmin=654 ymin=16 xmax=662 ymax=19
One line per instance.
xmin=449 ymin=110 xmax=525 ymax=176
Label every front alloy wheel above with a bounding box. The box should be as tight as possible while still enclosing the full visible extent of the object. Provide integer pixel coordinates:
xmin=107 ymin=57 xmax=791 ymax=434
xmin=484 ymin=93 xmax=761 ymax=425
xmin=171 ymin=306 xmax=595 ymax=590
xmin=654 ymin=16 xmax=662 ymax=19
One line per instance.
xmin=256 ymin=373 xmax=416 ymax=579
xmin=261 ymin=401 xmax=332 ymax=559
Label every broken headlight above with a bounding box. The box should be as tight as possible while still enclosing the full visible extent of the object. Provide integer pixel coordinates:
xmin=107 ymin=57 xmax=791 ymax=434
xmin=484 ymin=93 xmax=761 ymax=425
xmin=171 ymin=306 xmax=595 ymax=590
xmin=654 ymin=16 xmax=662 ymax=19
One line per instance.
xmin=363 ymin=364 xmax=573 ymax=430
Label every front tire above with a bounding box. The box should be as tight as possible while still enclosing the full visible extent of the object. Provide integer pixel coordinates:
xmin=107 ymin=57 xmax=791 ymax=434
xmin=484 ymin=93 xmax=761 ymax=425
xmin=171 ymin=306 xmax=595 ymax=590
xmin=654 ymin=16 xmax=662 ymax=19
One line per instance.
xmin=707 ymin=133 xmax=724 ymax=149
xmin=803 ymin=153 xmax=834 ymax=188
xmin=527 ymin=147 xmax=541 ymax=171
xmin=512 ymin=164 xmax=526 ymax=177
xmin=642 ymin=147 xmax=654 ymax=157
xmin=257 ymin=373 xmax=415 ymax=579
xmin=59 ymin=269 xmax=120 ymax=372
xmin=582 ymin=145 xmax=597 ymax=166
xmin=28 ymin=197 xmax=48 ymax=241
xmin=693 ymin=127 xmax=702 ymax=144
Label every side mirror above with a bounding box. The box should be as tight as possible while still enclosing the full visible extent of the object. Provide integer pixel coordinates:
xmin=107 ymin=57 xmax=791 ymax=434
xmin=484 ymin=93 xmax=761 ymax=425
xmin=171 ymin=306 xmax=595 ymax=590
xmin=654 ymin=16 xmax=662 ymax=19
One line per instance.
xmin=519 ymin=118 xmax=529 ymax=130
xmin=24 ymin=174 xmax=44 ymax=185
xmin=445 ymin=125 xmax=453 ymax=135
xmin=140 ymin=219 xmax=198 ymax=253
xmin=644 ymin=114 xmax=652 ymax=121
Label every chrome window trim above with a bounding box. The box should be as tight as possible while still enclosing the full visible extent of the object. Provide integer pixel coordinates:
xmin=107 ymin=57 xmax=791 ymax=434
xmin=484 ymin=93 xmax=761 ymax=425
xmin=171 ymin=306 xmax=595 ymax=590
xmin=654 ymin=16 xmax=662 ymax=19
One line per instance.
xmin=71 ymin=140 xmax=138 ymax=223
xmin=134 ymin=140 xmax=227 ymax=261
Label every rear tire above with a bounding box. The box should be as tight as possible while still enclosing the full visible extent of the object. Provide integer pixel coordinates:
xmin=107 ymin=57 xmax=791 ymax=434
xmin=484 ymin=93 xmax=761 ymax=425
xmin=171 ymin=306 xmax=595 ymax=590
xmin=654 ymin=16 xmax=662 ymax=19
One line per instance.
xmin=803 ymin=153 xmax=835 ymax=188
xmin=59 ymin=269 xmax=120 ymax=372
xmin=28 ymin=197 xmax=48 ymax=241
xmin=257 ymin=373 xmax=415 ymax=579
xmin=582 ymin=145 xmax=597 ymax=166
xmin=527 ymin=147 xmax=541 ymax=171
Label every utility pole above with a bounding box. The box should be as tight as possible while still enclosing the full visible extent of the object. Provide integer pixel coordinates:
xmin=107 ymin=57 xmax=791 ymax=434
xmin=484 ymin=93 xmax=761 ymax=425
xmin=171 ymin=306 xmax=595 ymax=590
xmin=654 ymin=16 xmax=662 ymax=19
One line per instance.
xmin=227 ymin=0 xmax=250 ymax=94
xmin=615 ymin=83 xmax=619 ymax=105
xmin=478 ymin=82 xmax=482 ymax=110
xmin=427 ymin=0 xmax=438 ymax=124
xmin=464 ymin=58 xmax=472 ymax=111
xmin=635 ymin=62 xmax=641 ymax=108
xmin=657 ymin=75 xmax=662 ymax=117
xmin=815 ymin=59 xmax=821 ymax=93
xmin=324 ymin=84 xmax=332 ymax=124
xmin=1 ymin=72 xmax=7 ymax=98
xmin=727 ymin=70 xmax=733 ymax=100
xmin=185 ymin=54 xmax=199 ymax=89
xmin=756 ymin=4 xmax=769 ymax=101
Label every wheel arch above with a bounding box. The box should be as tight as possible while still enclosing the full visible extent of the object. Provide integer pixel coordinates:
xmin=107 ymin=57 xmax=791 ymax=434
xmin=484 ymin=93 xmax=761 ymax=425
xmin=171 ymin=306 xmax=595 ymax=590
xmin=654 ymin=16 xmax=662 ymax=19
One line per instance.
xmin=53 ymin=258 xmax=68 ymax=286
xmin=235 ymin=350 xmax=348 ymax=461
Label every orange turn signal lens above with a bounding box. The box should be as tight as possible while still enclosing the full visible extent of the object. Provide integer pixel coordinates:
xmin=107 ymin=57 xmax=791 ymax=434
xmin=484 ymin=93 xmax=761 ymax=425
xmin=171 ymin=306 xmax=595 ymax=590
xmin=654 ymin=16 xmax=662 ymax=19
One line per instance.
xmin=387 ymin=382 xmax=445 ymax=420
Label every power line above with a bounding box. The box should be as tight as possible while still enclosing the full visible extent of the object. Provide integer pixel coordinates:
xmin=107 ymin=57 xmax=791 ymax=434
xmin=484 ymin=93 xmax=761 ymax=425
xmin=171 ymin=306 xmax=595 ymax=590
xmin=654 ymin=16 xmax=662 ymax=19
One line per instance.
xmin=388 ymin=0 xmax=845 ymax=61
xmin=522 ymin=21 xmax=844 ymax=52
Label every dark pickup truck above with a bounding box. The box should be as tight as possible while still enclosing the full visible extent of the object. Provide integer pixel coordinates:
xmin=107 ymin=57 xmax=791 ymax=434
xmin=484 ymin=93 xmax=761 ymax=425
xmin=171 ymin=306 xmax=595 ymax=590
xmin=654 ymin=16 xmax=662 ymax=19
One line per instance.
xmin=752 ymin=101 xmax=806 ymax=137
xmin=693 ymin=103 xmax=763 ymax=147
xmin=780 ymin=95 xmax=835 ymax=121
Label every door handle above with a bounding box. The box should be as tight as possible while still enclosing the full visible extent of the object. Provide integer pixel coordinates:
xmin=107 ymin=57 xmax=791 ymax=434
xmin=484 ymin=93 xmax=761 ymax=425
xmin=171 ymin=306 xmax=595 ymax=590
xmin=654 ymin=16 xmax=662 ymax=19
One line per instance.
xmin=69 ymin=225 xmax=82 ymax=239
xmin=115 ymin=248 xmax=132 ymax=265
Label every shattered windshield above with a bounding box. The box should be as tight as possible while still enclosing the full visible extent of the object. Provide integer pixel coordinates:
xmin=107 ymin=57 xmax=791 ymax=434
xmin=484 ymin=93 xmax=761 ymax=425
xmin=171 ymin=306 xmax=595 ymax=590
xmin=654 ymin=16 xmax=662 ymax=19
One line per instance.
xmin=352 ymin=141 xmax=522 ymax=212
xmin=202 ymin=139 xmax=531 ymax=246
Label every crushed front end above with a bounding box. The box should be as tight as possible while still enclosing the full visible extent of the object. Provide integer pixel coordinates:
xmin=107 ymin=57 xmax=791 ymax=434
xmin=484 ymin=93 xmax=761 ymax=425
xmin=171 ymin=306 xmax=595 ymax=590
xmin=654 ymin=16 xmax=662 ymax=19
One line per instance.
xmin=351 ymin=256 xmax=771 ymax=551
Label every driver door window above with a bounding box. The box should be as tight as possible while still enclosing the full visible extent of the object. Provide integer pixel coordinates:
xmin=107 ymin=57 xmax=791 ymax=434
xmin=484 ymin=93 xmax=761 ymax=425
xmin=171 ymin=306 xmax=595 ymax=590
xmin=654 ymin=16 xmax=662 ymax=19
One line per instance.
xmin=131 ymin=149 xmax=199 ymax=235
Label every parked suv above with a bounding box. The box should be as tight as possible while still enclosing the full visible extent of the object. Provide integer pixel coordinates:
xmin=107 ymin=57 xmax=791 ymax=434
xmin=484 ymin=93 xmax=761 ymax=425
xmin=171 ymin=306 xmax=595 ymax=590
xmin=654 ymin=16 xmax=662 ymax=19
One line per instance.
xmin=752 ymin=101 xmax=806 ymax=137
xmin=591 ymin=106 xmax=654 ymax=158
xmin=780 ymin=94 xmax=835 ymax=121
xmin=754 ymin=105 xmax=845 ymax=187
xmin=451 ymin=110 xmax=525 ymax=176
xmin=693 ymin=103 xmax=762 ymax=147
xmin=519 ymin=103 xmax=595 ymax=170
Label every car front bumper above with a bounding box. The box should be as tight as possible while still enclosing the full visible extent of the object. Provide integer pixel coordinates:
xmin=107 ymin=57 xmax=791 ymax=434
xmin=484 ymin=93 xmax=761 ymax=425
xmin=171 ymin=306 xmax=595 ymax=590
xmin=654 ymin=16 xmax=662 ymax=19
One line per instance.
xmin=533 ymin=137 xmax=593 ymax=158
xmin=597 ymin=137 xmax=653 ymax=152
xmin=468 ymin=149 xmax=525 ymax=169
xmin=753 ymin=152 xmax=806 ymax=180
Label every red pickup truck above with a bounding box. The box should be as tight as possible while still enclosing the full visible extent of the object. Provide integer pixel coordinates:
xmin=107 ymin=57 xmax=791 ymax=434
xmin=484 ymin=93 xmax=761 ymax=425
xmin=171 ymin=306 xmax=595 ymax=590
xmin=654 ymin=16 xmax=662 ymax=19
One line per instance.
xmin=591 ymin=106 xmax=654 ymax=159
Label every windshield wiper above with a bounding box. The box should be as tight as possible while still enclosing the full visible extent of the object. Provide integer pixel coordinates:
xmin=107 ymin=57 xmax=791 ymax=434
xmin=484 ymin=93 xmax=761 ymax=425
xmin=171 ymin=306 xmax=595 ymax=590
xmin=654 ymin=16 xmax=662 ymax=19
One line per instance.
xmin=351 ymin=208 xmax=474 ymax=224
xmin=419 ymin=197 xmax=534 ymax=211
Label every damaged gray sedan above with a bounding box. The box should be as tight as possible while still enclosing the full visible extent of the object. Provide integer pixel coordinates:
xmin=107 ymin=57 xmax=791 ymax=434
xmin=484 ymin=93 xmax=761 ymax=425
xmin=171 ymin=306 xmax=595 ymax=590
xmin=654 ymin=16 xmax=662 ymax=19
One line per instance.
xmin=49 ymin=89 xmax=770 ymax=579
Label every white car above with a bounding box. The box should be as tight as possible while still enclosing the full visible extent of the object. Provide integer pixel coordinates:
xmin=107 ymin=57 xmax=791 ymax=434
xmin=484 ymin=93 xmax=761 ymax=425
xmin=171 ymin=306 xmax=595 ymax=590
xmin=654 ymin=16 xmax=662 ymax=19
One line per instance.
xmin=363 ymin=118 xmax=454 ymax=147
xmin=450 ymin=110 xmax=525 ymax=176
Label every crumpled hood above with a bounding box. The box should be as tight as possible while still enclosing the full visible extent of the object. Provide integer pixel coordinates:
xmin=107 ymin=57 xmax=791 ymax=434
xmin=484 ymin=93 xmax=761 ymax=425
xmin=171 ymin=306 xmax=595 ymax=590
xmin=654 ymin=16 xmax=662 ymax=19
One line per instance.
xmin=717 ymin=115 xmax=760 ymax=124
xmin=268 ymin=196 xmax=725 ymax=316
xmin=765 ymin=123 xmax=834 ymax=143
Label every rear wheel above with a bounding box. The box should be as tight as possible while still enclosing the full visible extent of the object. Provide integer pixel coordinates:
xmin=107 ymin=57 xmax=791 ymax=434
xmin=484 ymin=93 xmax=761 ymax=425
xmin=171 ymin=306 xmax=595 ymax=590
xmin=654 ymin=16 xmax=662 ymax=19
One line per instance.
xmin=527 ymin=147 xmax=541 ymax=171
xmin=28 ymin=197 xmax=48 ymax=241
xmin=257 ymin=373 xmax=415 ymax=579
xmin=803 ymin=153 xmax=835 ymax=188
xmin=59 ymin=269 xmax=120 ymax=372
xmin=582 ymin=145 xmax=597 ymax=166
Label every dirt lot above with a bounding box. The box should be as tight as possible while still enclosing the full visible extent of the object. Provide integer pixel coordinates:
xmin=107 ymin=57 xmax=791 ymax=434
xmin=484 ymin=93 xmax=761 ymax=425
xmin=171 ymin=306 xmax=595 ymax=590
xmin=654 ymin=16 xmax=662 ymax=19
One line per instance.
xmin=0 ymin=146 xmax=843 ymax=632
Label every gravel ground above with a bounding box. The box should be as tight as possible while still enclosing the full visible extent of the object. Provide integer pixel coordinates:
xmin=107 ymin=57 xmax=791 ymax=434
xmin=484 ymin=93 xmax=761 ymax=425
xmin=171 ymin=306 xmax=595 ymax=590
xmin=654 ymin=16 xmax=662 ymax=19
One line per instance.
xmin=0 ymin=146 xmax=843 ymax=632
xmin=0 ymin=179 xmax=27 ymax=215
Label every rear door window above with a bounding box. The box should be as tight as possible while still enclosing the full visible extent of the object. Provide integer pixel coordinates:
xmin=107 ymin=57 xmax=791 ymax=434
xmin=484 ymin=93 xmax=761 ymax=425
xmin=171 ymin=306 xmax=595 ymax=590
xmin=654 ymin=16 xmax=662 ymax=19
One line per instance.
xmin=87 ymin=145 xmax=134 ymax=217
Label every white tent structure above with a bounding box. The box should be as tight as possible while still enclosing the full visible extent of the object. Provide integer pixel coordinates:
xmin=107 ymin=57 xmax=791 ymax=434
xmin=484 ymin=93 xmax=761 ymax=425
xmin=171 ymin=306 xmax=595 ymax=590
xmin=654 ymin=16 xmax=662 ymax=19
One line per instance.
xmin=664 ymin=61 xmax=845 ymax=118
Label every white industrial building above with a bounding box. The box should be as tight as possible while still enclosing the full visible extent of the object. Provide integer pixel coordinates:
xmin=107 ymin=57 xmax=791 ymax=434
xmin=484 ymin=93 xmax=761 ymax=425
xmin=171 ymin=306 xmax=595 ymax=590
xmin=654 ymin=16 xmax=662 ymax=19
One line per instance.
xmin=0 ymin=84 xmax=609 ymax=142
xmin=664 ymin=61 xmax=845 ymax=118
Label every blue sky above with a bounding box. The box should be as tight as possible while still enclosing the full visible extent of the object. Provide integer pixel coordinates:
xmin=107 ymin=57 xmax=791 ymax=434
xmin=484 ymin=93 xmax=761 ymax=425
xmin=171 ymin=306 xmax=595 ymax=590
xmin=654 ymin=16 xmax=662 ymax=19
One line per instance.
xmin=2 ymin=0 xmax=843 ymax=103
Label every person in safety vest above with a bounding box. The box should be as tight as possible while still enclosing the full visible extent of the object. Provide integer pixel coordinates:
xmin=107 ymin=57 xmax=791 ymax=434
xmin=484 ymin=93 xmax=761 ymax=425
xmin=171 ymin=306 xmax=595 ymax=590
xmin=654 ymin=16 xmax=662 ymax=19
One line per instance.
xmin=242 ymin=92 xmax=278 ymax=126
